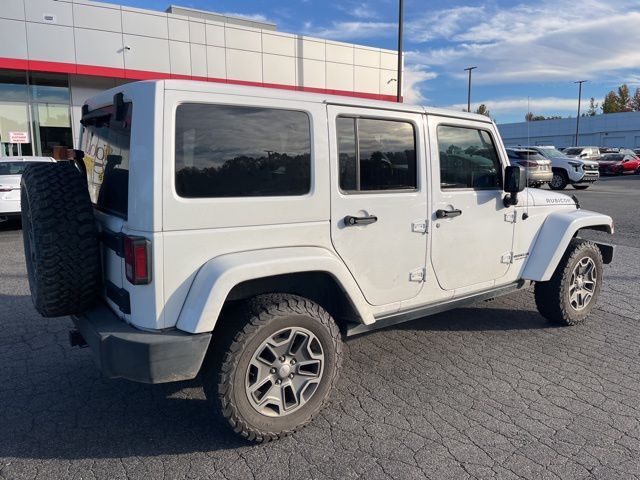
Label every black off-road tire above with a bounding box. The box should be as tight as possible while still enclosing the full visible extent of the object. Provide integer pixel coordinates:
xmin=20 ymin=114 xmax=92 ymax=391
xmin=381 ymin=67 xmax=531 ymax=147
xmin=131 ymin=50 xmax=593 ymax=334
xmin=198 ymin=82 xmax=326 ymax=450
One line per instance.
xmin=549 ymin=169 xmax=568 ymax=190
xmin=21 ymin=162 xmax=101 ymax=317
xmin=572 ymin=184 xmax=590 ymax=190
xmin=203 ymin=294 xmax=342 ymax=442
xmin=534 ymin=239 xmax=603 ymax=326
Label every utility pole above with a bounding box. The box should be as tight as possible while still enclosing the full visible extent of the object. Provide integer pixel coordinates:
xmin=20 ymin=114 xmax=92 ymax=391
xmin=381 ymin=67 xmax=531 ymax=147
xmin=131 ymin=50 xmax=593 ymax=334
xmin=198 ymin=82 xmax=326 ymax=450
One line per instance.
xmin=396 ymin=0 xmax=404 ymax=102
xmin=464 ymin=66 xmax=477 ymax=112
xmin=574 ymin=80 xmax=587 ymax=147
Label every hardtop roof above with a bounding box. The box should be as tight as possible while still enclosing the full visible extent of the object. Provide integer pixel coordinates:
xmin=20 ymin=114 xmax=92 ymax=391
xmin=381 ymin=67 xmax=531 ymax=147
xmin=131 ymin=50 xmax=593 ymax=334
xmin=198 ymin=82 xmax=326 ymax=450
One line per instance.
xmin=84 ymin=79 xmax=494 ymax=124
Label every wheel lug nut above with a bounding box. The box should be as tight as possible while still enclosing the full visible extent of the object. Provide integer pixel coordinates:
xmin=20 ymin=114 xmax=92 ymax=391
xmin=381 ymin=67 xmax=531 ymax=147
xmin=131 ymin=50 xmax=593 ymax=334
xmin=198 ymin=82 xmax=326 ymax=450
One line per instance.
xmin=279 ymin=356 xmax=285 ymax=362
xmin=290 ymin=359 xmax=296 ymax=365
xmin=270 ymin=368 xmax=276 ymax=374
xmin=289 ymin=373 xmax=294 ymax=379
xmin=276 ymin=379 xmax=281 ymax=385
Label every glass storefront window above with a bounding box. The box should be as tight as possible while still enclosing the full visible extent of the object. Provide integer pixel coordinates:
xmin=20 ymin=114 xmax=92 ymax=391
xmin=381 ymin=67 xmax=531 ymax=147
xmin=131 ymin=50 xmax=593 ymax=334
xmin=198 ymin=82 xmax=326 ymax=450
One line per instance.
xmin=0 ymin=70 xmax=28 ymax=102
xmin=0 ymin=71 xmax=72 ymax=157
xmin=30 ymin=72 xmax=70 ymax=103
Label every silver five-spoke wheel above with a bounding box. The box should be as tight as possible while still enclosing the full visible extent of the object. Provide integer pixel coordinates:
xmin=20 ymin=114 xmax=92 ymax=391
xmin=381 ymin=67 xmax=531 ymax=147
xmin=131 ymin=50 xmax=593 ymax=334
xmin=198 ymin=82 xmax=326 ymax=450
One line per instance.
xmin=569 ymin=257 xmax=597 ymax=311
xmin=246 ymin=327 xmax=324 ymax=417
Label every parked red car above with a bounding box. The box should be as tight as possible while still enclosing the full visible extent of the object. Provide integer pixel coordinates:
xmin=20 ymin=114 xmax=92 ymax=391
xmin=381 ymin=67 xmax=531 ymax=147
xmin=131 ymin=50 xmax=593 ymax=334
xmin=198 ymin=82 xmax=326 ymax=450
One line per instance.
xmin=597 ymin=153 xmax=640 ymax=175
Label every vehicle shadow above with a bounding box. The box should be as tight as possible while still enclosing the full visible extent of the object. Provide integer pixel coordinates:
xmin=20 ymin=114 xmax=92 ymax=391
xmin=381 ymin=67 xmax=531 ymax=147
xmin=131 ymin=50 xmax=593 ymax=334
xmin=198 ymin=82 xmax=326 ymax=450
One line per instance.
xmin=0 ymin=219 xmax=21 ymax=232
xmin=379 ymin=305 xmax=557 ymax=334
xmin=0 ymin=299 xmax=553 ymax=461
xmin=0 ymin=294 xmax=249 ymax=460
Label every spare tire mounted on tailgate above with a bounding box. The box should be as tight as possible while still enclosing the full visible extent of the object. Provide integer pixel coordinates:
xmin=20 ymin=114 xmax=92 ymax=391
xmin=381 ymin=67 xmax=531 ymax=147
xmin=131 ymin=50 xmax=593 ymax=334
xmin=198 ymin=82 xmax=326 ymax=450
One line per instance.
xmin=21 ymin=162 xmax=101 ymax=317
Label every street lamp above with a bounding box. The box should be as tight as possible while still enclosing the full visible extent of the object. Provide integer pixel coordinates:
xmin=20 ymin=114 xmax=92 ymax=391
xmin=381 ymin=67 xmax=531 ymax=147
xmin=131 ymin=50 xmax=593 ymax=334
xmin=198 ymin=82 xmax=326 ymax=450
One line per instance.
xmin=464 ymin=66 xmax=477 ymax=112
xmin=574 ymin=80 xmax=587 ymax=147
xmin=396 ymin=0 xmax=404 ymax=103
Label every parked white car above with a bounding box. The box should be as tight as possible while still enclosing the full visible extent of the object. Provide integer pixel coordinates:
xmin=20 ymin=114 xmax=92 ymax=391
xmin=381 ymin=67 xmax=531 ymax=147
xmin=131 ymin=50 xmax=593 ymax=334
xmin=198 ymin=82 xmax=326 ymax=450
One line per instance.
xmin=0 ymin=157 xmax=55 ymax=221
xmin=20 ymin=81 xmax=614 ymax=443
xmin=520 ymin=146 xmax=599 ymax=190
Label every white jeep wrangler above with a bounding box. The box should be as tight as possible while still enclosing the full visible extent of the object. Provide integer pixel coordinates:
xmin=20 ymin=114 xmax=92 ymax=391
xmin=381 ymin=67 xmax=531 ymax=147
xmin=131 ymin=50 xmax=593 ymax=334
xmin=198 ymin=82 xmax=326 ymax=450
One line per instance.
xmin=20 ymin=80 xmax=614 ymax=443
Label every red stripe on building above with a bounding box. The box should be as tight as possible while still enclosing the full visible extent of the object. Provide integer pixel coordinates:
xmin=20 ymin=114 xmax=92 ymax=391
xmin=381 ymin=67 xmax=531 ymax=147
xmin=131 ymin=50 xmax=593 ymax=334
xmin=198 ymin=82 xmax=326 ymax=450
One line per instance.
xmin=0 ymin=56 xmax=399 ymax=103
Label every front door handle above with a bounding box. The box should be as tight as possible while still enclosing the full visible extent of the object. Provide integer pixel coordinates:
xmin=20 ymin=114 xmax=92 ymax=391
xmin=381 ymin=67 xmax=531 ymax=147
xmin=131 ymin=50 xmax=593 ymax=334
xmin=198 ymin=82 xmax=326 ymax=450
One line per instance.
xmin=435 ymin=208 xmax=462 ymax=219
xmin=344 ymin=214 xmax=378 ymax=226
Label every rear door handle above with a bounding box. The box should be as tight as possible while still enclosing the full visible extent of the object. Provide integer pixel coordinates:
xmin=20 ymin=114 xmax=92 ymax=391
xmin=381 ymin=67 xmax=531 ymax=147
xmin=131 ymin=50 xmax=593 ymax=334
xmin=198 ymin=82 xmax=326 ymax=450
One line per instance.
xmin=435 ymin=208 xmax=462 ymax=219
xmin=344 ymin=214 xmax=378 ymax=226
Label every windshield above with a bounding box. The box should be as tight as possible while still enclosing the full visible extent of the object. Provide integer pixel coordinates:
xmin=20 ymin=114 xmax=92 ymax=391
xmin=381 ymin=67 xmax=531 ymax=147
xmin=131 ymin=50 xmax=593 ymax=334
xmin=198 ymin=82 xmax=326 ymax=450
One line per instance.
xmin=564 ymin=148 xmax=583 ymax=156
xmin=0 ymin=161 xmax=46 ymax=176
xmin=79 ymin=101 xmax=132 ymax=219
xmin=538 ymin=147 xmax=567 ymax=158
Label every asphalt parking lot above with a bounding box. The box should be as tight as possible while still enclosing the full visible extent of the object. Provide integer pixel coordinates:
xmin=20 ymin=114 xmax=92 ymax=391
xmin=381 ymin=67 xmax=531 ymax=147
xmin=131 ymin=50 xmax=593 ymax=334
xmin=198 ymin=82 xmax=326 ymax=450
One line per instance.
xmin=1 ymin=176 xmax=639 ymax=480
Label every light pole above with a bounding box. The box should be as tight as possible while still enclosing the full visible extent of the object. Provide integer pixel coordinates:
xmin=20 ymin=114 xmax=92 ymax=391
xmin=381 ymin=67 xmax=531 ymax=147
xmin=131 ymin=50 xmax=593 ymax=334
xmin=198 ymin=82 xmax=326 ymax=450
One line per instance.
xmin=464 ymin=66 xmax=477 ymax=112
xmin=396 ymin=0 xmax=404 ymax=103
xmin=574 ymin=80 xmax=587 ymax=147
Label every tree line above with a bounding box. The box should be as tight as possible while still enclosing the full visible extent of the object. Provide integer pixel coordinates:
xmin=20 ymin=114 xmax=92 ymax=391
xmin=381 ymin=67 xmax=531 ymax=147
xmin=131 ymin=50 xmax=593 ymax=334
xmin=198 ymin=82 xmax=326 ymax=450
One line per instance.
xmin=523 ymin=84 xmax=640 ymax=121
xmin=469 ymin=84 xmax=640 ymax=122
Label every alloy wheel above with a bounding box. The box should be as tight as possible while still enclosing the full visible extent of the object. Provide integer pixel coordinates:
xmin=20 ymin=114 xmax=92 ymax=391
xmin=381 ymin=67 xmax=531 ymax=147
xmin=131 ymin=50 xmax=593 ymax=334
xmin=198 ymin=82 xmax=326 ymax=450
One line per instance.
xmin=245 ymin=327 xmax=325 ymax=417
xmin=568 ymin=257 xmax=597 ymax=311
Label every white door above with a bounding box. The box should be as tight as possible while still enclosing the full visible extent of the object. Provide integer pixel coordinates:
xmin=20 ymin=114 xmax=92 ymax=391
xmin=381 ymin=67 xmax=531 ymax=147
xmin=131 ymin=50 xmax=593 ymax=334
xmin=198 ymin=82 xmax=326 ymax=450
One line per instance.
xmin=428 ymin=117 xmax=515 ymax=291
xmin=328 ymin=105 xmax=428 ymax=306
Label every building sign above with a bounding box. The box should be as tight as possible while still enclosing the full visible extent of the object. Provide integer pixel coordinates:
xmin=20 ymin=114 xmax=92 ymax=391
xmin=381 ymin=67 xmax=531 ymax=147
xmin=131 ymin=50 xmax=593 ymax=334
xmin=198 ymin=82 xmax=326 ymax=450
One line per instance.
xmin=8 ymin=131 xmax=30 ymax=144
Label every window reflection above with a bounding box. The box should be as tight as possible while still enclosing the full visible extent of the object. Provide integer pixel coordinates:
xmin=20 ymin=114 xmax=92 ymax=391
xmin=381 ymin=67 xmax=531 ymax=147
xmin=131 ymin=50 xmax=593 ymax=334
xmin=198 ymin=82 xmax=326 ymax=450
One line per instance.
xmin=337 ymin=117 xmax=416 ymax=192
xmin=437 ymin=126 xmax=502 ymax=189
xmin=175 ymin=104 xmax=311 ymax=197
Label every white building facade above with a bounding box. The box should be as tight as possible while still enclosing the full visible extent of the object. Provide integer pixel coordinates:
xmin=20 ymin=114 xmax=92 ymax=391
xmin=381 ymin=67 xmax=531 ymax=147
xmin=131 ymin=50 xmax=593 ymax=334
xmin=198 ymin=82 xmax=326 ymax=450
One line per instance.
xmin=0 ymin=0 xmax=401 ymax=157
xmin=499 ymin=111 xmax=640 ymax=149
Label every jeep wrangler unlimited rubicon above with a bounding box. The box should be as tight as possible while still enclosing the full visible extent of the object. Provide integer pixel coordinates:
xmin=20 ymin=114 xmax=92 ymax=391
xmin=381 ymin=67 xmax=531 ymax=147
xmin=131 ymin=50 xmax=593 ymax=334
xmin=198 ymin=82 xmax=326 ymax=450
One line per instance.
xmin=21 ymin=81 xmax=614 ymax=443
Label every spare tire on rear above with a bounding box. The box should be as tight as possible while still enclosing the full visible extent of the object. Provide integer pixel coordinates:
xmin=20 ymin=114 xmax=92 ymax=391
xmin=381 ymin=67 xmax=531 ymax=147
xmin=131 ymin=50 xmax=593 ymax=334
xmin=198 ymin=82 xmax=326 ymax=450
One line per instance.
xmin=21 ymin=162 xmax=101 ymax=317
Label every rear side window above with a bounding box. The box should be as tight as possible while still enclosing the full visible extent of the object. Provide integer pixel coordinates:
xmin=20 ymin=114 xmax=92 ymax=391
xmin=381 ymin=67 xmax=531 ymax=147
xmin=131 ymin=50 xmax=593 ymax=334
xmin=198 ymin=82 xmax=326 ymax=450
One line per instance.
xmin=437 ymin=125 xmax=502 ymax=190
xmin=337 ymin=117 xmax=416 ymax=192
xmin=175 ymin=104 xmax=311 ymax=198
xmin=80 ymin=102 xmax=132 ymax=219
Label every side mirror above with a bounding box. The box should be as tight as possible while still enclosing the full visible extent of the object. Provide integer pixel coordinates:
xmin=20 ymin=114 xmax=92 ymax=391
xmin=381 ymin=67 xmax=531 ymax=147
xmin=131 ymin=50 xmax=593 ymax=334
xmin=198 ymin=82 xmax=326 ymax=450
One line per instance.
xmin=503 ymin=165 xmax=525 ymax=207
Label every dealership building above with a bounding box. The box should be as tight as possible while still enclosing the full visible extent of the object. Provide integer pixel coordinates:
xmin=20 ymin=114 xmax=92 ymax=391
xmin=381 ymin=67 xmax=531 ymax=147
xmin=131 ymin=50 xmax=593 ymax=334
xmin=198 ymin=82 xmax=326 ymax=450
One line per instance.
xmin=0 ymin=0 xmax=401 ymax=157
xmin=498 ymin=111 xmax=640 ymax=149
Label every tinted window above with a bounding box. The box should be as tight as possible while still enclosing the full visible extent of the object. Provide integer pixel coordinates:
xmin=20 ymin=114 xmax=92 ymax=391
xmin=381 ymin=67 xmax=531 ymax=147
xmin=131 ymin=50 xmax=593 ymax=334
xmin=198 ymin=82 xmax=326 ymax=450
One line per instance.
xmin=80 ymin=102 xmax=132 ymax=219
xmin=437 ymin=125 xmax=502 ymax=189
xmin=175 ymin=104 xmax=311 ymax=198
xmin=337 ymin=117 xmax=416 ymax=192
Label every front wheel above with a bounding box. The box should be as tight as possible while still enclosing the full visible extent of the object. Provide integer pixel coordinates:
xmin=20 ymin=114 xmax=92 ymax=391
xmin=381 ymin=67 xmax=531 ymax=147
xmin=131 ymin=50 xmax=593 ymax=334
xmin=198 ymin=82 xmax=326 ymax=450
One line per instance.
xmin=203 ymin=294 xmax=342 ymax=442
xmin=549 ymin=170 xmax=568 ymax=190
xmin=534 ymin=239 xmax=603 ymax=326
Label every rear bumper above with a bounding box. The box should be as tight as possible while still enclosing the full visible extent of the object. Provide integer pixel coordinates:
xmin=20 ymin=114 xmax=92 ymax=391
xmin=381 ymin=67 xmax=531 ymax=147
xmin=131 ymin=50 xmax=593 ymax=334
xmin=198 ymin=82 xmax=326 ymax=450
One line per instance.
xmin=526 ymin=170 xmax=553 ymax=185
xmin=71 ymin=303 xmax=212 ymax=384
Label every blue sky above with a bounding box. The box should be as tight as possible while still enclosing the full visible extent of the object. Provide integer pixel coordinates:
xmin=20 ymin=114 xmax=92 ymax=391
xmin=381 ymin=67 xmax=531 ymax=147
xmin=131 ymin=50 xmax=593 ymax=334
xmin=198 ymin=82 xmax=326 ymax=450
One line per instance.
xmin=113 ymin=0 xmax=640 ymax=123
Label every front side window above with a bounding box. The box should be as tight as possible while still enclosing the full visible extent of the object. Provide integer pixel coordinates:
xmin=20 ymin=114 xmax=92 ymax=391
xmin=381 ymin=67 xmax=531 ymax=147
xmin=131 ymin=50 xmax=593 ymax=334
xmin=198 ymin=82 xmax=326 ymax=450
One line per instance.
xmin=437 ymin=125 xmax=502 ymax=189
xmin=337 ymin=117 xmax=416 ymax=192
xmin=175 ymin=104 xmax=311 ymax=198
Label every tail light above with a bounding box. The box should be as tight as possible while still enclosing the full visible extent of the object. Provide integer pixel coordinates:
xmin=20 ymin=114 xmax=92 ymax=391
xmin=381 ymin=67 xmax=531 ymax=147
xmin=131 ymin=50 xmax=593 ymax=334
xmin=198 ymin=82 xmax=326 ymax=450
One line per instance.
xmin=124 ymin=236 xmax=151 ymax=285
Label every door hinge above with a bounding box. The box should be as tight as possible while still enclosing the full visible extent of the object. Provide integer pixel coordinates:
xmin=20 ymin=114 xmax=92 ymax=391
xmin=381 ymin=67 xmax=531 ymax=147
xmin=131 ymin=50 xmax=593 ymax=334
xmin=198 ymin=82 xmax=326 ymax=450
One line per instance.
xmin=412 ymin=220 xmax=428 ymax=234
xmin=504 ymin=211 xmax=517 ymax=223
xmin=409 ymin=268 xmax=425 ymax=282
xmin=501 ymin=252 xmax=513 ymax=264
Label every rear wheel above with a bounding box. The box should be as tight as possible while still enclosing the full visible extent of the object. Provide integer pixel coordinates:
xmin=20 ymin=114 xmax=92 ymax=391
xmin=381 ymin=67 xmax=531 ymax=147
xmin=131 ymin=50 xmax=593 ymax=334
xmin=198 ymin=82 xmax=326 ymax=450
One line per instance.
xmin=549 ymin=170 xmax=568 ymax=190
xmin=534 ymin=239 xmax=603 ymax=326
xmin=203 ymin=294 xmax=342 ymax=442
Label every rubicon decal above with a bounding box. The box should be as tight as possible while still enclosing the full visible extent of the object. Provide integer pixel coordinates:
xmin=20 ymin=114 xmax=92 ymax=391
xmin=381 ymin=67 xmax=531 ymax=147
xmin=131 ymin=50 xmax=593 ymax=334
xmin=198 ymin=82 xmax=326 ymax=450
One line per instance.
xmin=545 ymin=197 xmax=576 ymax=204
